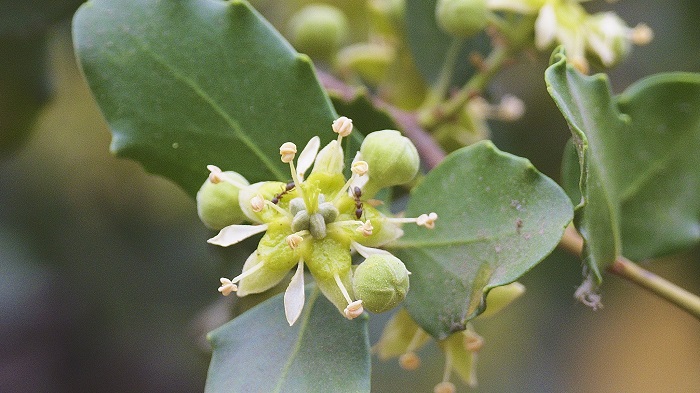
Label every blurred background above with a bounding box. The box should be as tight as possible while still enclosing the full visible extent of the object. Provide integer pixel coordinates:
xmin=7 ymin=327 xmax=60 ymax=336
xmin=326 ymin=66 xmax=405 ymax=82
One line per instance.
xmin=1 ymin=0 xmax=698 ymax=392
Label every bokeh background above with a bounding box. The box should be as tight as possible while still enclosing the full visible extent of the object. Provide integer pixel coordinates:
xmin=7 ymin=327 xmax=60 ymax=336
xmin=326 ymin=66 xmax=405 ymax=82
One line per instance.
xmin=1 ymin=0 xmax=698 ymax=392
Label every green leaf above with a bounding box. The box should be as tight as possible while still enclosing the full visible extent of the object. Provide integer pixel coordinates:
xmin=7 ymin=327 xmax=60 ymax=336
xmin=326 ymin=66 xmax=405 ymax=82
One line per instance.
xmin=73 ymin=0 xmax=359 ymax=197
xmin=404 ymin=0 xmax=488 ymax=87
xmin=389 ymin=141 xmax=573 ymax=339
xmin=206 ymin=285 xmax=370 ymax=393
xmin=546 ymin=48 xmax=700 ymax=281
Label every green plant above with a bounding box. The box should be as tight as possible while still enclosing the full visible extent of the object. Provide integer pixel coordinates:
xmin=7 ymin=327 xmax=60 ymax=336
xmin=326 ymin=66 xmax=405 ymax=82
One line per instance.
xmin=66 ymin=0 xmax=699 ymax=391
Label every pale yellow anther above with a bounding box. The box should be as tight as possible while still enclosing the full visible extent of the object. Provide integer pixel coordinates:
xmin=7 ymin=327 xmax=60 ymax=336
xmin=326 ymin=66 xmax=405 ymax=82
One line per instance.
xmin=463 ymin=330 xmax=485 ymax=352
xmin=356 ymin=220 xmax=373 ymax=237
xmin=280 ymin=142 xmax=297 ymax=163
xmin=433 ymin=381 xmax=456 ymax=393
xmin=631 ymin=23 xmax=653 ymax=45
xmin=250 ymin=194 xmax=265 ymax=212
xmin=332 ymin=116 xmax=353 ymax=137
xmin=399 ymin=352 xmax=421 ymax=371
xmin=344 ymin=299 xmax=364 ymax=319
xmin=416 ymin=212 xmax=438 ymax=229
xmin=218 ymin=277 xmax=237 ymax=296
xmin=286 ymin=233 xmax=304 ymax=250
xmin=351 ymin=160 xmax=369 ymax=176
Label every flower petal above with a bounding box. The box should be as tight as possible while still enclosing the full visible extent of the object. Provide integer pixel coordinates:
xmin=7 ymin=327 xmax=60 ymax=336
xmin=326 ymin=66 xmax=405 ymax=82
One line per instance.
xmin=314 ymin=267 xmax=354 ymax=316
xmin=296 ymin=136 xmax=321 ymax=179
xmin=351 ymin=241 xmax=393 ymax=258
xmin=207 ymin=224 xmax=268 ymax=246
xmin=373 ymin=308 xmax=430 ymax=360
xmin=535 ymin=3 xmax=557 ymax=49
xmin=236 ymin=252 xmax=289 ymax=296
xmin=284 ymin=260 xmax=306 ymax=326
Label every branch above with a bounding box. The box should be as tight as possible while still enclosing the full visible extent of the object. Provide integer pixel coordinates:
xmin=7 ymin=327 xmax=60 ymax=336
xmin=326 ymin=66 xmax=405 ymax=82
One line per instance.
xmin=317 ymin=70 xmax=447 ymax=170
xmin=560 ymin=225 xmax=700 ymax=321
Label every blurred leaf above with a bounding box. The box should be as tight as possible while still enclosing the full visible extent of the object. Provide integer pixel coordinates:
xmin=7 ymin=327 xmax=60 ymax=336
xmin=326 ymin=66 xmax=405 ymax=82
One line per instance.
xmin=206 ymin=285 xmax=370 ymax=393
xmin=0 ymin=37 xmax=49 ymax=156
xmin=390 ymin=141 xmax=573 ymax=338
xmin=0 ymin=0 xmax=83 ymax=157
xmin=547 ymin=48 xmax=700 ymax=282
xmin=404 ymin=0 xmax=489 ymax=87
xmin=0 ymin=0 xmax=83 ymax=37
xmin=73 ymin=0 xmax=360 ymax=197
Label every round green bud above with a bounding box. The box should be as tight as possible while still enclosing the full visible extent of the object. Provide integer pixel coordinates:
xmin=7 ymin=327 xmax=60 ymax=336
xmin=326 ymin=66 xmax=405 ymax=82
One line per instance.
xmin=288 ymin=4 xmax=349 ymax=60
xmin=196 ymin=171 xmax=249 ymax=230
xmin=435 ymin=0 xmax=488 ymax=39
xmin=352 ymin=254 xmax=409 ymax=313
xmin=335 ymin=43 xmax=395 ymax=86
xmin=360 ymin=130 xmax=419 ymax=196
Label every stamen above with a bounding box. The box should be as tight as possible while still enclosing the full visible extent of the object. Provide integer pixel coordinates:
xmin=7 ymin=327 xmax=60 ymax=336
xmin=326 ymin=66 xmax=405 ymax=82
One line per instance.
xmin=225 ymin=260 xmax=266 ymax=288
xmin=344 ymin=300 xmax=364 ymax=319
xmin=250 ymin=194 xmax=265 ymax=212
xmin=286 ymin=233 xmax=304 ymax=250
xmin=351 ymin=160 xmax=368 ymax=176
xmin=218 ymin=277 xmax=237 ymax=296
xmin=279 ymin=142 xmax=297 ymax=163
xmin=207 ymin=165 xmax=248 ymax=188
xmin=356 ymin=220 xmax=373 ymax=237
xmin=334 ymin=272 xmax=353 ymax=304
xmin=434 ymin=345 xmax=455 ymax=393
xmin=332 ymin=116 xmax=353 ymax=143
xmin=264 ymin=199 xmax=293 ymax=218
xmin=386 ymin=212 xmax=438 ymax=228
xmin=280 ymin=142 xmax=306 ymax=204
xmin=399 ymin=352 xmax=421 ymax=371
xmin=416 ymin=212 xmax=438 ymax=229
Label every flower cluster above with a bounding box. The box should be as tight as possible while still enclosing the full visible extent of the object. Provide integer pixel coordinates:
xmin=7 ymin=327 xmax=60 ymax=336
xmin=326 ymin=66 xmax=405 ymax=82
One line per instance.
xmin=491 ymin=0 xmax=652 ymax=72
xmin=197 ymin=117 xmax=437 ymax=325
xmin=373 ymin=283 xmax=525 ymax=393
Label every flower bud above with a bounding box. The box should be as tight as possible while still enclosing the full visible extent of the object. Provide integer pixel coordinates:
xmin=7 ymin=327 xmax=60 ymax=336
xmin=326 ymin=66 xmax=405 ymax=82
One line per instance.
xmin=352 ymin=254 xmax=409 ymax=313
xmin=360 ymin=130 xmax=419 ymax=196
xmin=435 ymin=0 xmax=488 ymax=39
xmin=288 ymin=4 xmax=349 ymax=60
xmin=196 ymin=171 xmax=249 ymax=230
xmin=335 ymin=43 xmax=395 ymax=86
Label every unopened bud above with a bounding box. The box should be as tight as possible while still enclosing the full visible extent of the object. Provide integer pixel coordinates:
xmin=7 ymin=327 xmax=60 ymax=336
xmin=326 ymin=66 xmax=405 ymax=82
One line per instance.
xmin=196 ymin=170 xmax=249 ymax=230
xmin=360 ymin=130 xmax=419 ymax=196
xmin=352 ymin=254 xmax=409 ymax=313
xmin=288 ymin=4 xmax=349 ymax=60
xmin=435 ymin=0 xmax=488 ymax=39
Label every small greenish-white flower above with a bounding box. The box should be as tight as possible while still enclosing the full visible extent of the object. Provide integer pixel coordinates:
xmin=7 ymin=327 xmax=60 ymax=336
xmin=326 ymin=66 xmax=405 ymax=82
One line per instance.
xmin=374 ymin=282 xmax=525 ymax=390
xmin=202 ymin=117 xmax=437 ymax=326
xmin=488 ymin=0 xmax=652 ymax=72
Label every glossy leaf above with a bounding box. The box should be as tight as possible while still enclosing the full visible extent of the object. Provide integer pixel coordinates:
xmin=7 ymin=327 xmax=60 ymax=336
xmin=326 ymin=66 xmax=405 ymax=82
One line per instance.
xmin=389 ymin=141 xmax=573 ymax=338
xmin=547 ymin=48 xmax=700 ymax=282
xmin=404 ymin=0 xmax=489 ymax=87
xmin=73 ymin=0 xmax=359 ymax=197
xmin=206 ymin=285 xmax=370 ymax=393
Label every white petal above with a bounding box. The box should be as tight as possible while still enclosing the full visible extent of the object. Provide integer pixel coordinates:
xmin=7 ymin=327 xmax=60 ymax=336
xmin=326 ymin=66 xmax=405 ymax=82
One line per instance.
xmin=207 ymin=224 xmax=268 ymax=246
xmin=284 ymin=260 xmax=305 ymax=326
xmin=351 ymin=241 xmax=392 ymax=258
xmin=296 ymin=136 xmax=321 ymax=178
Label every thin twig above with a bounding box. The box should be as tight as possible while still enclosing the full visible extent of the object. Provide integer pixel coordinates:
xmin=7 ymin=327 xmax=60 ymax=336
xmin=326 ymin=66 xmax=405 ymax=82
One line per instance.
xmin=317 ymin=70 xmax=447 ymax=170
xmin=560 ymin=225 xmax=700 ymax=321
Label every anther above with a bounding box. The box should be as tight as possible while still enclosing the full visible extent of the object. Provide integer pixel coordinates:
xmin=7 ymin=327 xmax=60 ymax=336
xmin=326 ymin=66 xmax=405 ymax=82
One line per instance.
xmin=630 ymin=23 xmax=653 ymax=45
xmin=218 ymin=277 xmax=237 ymax=296
xmin=399 ymin=352 xmax=421 ymax=370
xmin=464 ymin=330 xmax=485 ymax=352
xmin=351 ymin=160 xmax=368 ymax=176
xmin=332 ymin=116 xmax=353 ymax=138
xmin=344 ymin=299 xmax=364 ymax=319
xmin=250 ymin=194 xmax=265 ymax=212
xmin=416 ymin=212 xmax=438 ymax=229
xmin=433 ymin=381 xmax=456 ymax=393
xmin=280 ymin=142 xmax=297 ymax=163
xmin=286 ymin=233 xmax=304 ymax=250
xmin=356 ymin=220 xmax=373 ymax=237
